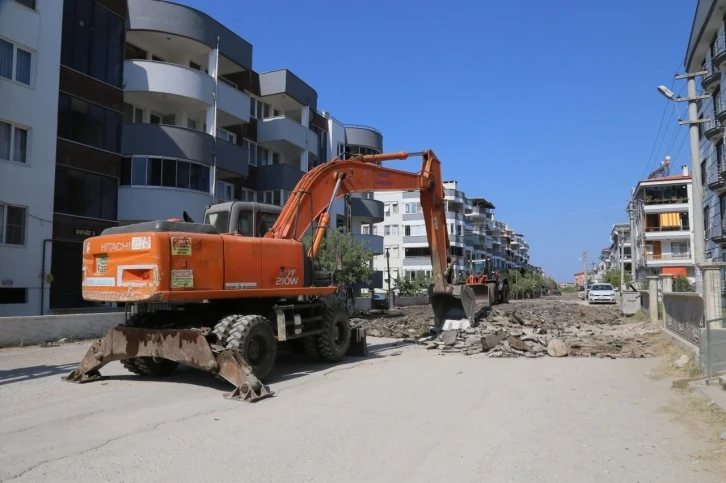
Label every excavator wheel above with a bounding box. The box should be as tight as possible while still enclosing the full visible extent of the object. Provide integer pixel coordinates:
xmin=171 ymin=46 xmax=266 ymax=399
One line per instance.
xmin=302 ymin=335 xmax=320 ymax=359
xmin=316 ymin=299 xmax=351 ymax=362
xmin=221 ymin=315 xmax=277 ymax=381
xmin=119 ymin=312 xmax=180 ymax=377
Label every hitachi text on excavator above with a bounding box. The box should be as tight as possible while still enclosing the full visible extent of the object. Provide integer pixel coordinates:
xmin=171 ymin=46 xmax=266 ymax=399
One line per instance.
xmin=64 ymin=149 xmax=490 ymax=401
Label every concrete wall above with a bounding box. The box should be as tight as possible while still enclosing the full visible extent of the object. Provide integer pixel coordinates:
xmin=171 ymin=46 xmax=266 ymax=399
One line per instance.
xmin=0 ymin=0 xmax=63 ymax=316
xmin=396 ymin=296 xmax=429 ymax=306
xmin=0 ymin=312 xmax=126 ymax=347
xmin=700 ymin=327 xmax=726 ymax=375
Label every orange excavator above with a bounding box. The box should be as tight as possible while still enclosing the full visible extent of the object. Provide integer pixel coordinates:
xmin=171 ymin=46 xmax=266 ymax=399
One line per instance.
xmin=64 ymin=150 xmax=481 ymax=402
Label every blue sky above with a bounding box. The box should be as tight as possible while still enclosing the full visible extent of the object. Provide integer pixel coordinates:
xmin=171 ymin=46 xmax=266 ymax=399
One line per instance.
xmin=177 ymin=0 xmax=696 ymax=282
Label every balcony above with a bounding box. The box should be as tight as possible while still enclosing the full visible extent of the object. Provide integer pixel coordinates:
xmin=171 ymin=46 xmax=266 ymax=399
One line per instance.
xmin=351 ymin=198 xmax=384 ymax=223
xmin=123 ymin=60 xmax=250 ymax=124
xmin=707 ymin=162 xmax=726 ymax=195
xmin=705 ymin=118 xmax=724 ymax=143
xmin=353 ymin=233 xmax=384 ymax=255
xmin=122 ymin=123 xmax=248 ymax=177
xmin=257 ymin=116 xmax=319 ymax=158
xmin=715 ymin=38 xmax=726 ymax=71
xmin=645 ymin=253 xmax=693 ymax=266
xmin=256 ymin=164 xmax=304 ymax=191
xmin=444 ymin=189 xmax=467 ymax=203
xmin=702 ymin=63 xmax=722 ymax=93
xmin=643 ymin=226 xmax=691 ymax=240
xmin=717 ymin=99 xmax=726 ymax=125
xmin=403 ymin=236 xmax=428 ymax=244
xmin=259 ymin=69 xmax=318 ymax=113
xmin=403 ymin=256 xmax=432 ymax=267
xmin=711 ymin=220 xmax=726 ymax=244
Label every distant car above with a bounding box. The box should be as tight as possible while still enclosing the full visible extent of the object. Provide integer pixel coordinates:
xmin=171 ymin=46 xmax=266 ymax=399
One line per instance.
xmin=371 ymin=293 xmax=389 ymax=310
xmin=588 ymin=283 xmax=617 ymax=304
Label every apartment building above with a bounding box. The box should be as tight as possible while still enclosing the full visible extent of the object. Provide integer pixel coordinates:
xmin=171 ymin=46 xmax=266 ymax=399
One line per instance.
xmin=686 ymin=0 xmax=726 ymax=268
xmin=0 ymin=0 xmax=63 ymax=316
xmin=371 ymin=182 xmax=530 ymax=291
xmin=1 ymin=0 xmax=388 ymax=315
xmin=599 ymin=248 xmax=612 ymax=274
xmin=608 ymin=223 xmax=632 ymax=277
xmin=631 ymin=170 xmax=696 ymax=282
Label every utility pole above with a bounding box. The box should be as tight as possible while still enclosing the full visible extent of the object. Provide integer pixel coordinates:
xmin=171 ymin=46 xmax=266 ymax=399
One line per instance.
xmin=627 ymin=199 xmax=636 ymax=284
xmin=683 ymin=74 xmax=707 ymax=293
xmin=582 ymin=251 xmax=588 ymax=289
xmin=385 ymin=247 xmax=393 ymax=309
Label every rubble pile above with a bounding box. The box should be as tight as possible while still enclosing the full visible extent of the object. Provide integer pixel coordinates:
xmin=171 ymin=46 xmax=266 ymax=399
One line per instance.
xmin=352 ymin=299 xmax=662 ymax=359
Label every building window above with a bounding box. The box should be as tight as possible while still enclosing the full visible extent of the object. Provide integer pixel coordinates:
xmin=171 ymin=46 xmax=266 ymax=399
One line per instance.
xmin=249 ymin=95 xmax=280 ymax=120
xmin=120 ymin=156 xmax=211 ymax=194
xmin=58 ymin=93 xmax=122 ymax=152
xmin=216 ymin=181 xmax=234 ymax=201
xmin=0 ymin=38 xmax=32 ymax=86
xmin=54 ymin=166 xmax=118 ymax=220
xmin=0 ymin=287 xmax=27 ymax=304
xmin=13 ymin=0 xmax=37 ymax=9
xmin=387 ymin=245 xmax=399 ymax=258
xmin=243 ymin=139 xmax=257 ymax=166
xmin=61 ymin=0 xmax=124 ymax=87
xmin=384 ymin=225 xmax=399 ymax=236
xmin=217 ymin=128 xmax=236 ymax=144
xmin=404 ymin=202 xmax=422 ymax=214
xmin=123 ymin=102 xmax=144 ymax=123
xmin=0 ymin=120 xmax=29 ymax=164
xmin=0 ymin=203 xmax=27 ymax=245
xmin=125 ymin=43 xmax=147 ymax=61
xmin=258 ymin=189 xmax=290 ymax=207
xmin=241 ymin=188 xmax=256 ymax=202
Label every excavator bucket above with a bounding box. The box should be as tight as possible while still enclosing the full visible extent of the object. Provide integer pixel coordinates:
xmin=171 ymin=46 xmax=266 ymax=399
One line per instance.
xmin=63 ymin=326 xmax=273 ymax=402
xmin=429 ymin=284 xmax=481 ymax=332
xmin=467 ymin=282 xmax=493 ymax=308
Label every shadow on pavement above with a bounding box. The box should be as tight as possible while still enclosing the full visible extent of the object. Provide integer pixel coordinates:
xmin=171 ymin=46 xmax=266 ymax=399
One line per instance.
xmin=1 ymin=338 xmax=415 ymax=395
xmin=0 ymin=363 xmax=80 ymax=386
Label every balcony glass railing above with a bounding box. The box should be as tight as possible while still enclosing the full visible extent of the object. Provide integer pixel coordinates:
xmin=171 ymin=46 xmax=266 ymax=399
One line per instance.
xmin=645 ymin=253 xmax=691 ymax=261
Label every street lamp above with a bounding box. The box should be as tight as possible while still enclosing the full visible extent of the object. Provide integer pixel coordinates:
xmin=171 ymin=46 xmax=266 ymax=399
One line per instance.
xmin=385 ymin=247 xmax=393 ymax=309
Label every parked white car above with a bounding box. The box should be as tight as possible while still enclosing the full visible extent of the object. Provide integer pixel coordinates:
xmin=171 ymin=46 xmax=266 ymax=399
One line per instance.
xmin=588 ymin=283 xmax=617 ymax=304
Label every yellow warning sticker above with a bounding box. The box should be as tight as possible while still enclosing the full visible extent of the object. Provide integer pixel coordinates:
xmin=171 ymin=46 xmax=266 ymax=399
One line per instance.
xmin=171 ymin=237 xmax=192 ymax=256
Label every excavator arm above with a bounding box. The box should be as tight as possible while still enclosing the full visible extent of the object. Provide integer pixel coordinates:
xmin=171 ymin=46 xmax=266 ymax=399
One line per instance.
xmin=265 ymin=149 xmax=479 ymax=328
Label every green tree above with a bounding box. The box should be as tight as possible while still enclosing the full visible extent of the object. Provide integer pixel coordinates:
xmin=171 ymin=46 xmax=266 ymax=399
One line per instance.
xmin=674 ymin=274 xmax=693 ymax=292
xmin=603 ymin=268 xmax=631 ymax=288
xmin=394 ymin=273 xmax=432 ymax=296
xmin=304 ymin=229 xmax=374 ymax=291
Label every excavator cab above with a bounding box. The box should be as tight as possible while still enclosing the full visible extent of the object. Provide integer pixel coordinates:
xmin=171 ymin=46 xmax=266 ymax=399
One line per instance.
xmin=202 ymin=201 xmax=282 ymax=237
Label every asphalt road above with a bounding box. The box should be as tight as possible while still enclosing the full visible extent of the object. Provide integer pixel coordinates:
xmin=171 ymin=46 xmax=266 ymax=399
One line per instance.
xmin=0 ymin=336 xmax=718 ymax=483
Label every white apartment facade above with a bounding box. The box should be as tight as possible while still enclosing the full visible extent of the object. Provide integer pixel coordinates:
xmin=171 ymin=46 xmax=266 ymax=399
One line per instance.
xmin=371 ymin=182 xmax=530 ymax=291
xmin=0 ymin=0 xmax=62 ymax=316
xmin=631 ymin=171 xmax=696 ymax=282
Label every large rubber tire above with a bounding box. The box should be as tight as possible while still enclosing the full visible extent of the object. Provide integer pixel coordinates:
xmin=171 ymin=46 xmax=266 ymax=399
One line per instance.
xmin=224 ymin=315 xmax=277 ymax=381
xmin=120 ymin=312 xmax=179 ymax=377
xmin=501 ymin=284 xmax=510 ymax=304
xmin=302 ymin=335 xmax=320 ymax=359
xmin=316 ymin=300 xmax=351 ymax=362
xmin=212 ymin=314 xmax=238 ymax=346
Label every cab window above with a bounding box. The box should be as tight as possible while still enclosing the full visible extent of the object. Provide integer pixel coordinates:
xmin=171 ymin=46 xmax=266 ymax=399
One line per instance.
xmin=257 ymin=213 xmax=279 ymax=237
xmin=237 ymin=211 xmax=253 ymax=236
xmin=204 ymin=212 xmax=229 ymax=233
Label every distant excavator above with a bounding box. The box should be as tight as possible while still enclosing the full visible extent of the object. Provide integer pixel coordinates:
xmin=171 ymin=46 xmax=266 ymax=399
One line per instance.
xmin=465 ymin=258 xmax=510 ymax=307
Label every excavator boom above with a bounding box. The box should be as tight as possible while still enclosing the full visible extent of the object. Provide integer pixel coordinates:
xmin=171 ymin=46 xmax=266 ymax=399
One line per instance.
xmin=265 ymin=149 xmax=480 ymax=329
